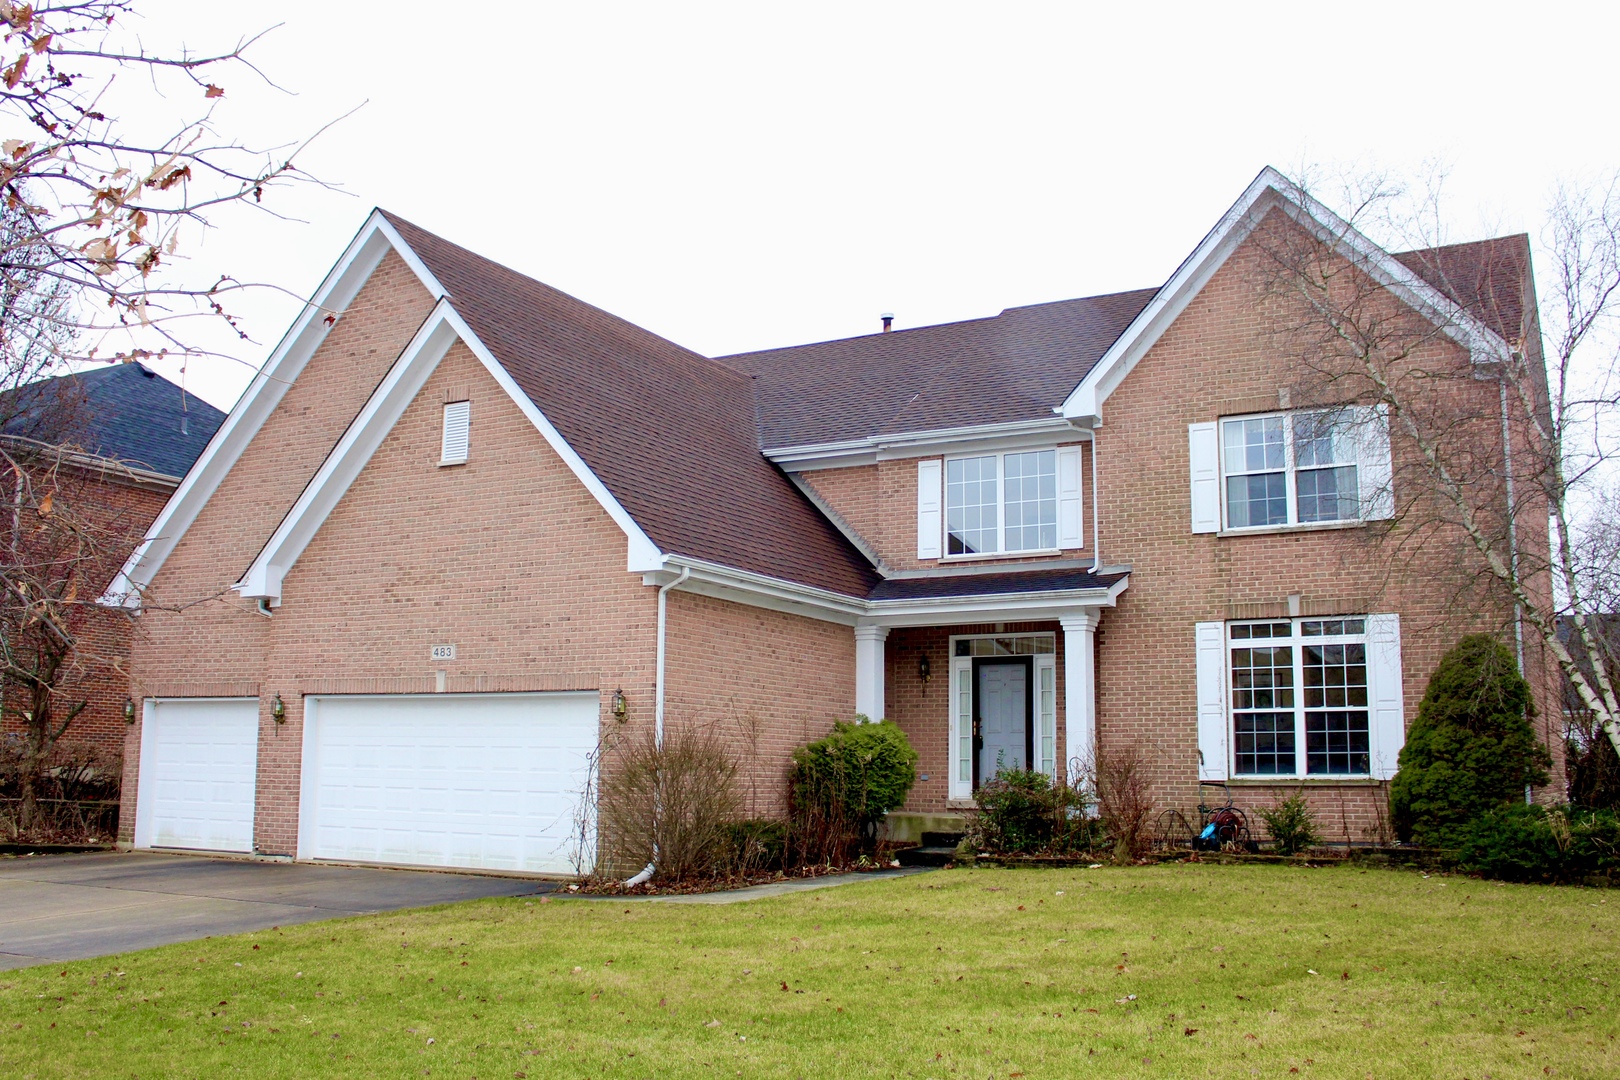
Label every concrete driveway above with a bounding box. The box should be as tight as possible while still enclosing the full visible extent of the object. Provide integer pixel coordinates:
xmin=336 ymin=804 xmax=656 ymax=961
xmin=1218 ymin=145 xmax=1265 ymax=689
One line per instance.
xmin=0 ymin=851 xmax=552 ymax=971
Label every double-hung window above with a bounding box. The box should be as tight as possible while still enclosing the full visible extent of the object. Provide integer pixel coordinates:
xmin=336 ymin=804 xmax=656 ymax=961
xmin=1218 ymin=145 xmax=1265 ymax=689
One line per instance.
xmin=1229 ymin=617 xmax=1370 ymax=777
xmin=1189 ymin=405 xmax=1391 ymax=534
xmin=1223 ymin=409 xmax=1364 ymax=528
xmin=945 ymin=449 xmax=1058 ymax=556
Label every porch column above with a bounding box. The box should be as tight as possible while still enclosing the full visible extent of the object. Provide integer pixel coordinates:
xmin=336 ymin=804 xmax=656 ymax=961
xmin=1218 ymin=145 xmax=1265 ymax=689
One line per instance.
xmin=1060 ymin=611 xmax=1101 ymax=787
xmin=853 ymin=625 xmax=890 ymax=721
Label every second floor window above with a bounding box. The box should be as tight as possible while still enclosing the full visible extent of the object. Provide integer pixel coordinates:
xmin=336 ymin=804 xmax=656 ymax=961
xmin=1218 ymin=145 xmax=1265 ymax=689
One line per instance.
xmin=1223 ymin=409 xmax=1366 ymax=529
xmin=946 ymin=449 xmax=1057 ymax=555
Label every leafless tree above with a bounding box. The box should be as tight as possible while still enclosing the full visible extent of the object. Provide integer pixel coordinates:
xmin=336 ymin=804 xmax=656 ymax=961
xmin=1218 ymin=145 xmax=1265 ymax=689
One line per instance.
xmin=1252 ymin=167 xmax=1620 ymax=767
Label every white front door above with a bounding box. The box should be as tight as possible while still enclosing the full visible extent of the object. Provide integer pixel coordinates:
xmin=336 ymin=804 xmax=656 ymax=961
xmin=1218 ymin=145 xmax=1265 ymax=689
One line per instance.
xmin=134 ymin=698 xmax=260 ymax=853
xmin=300 ymin=692 xmax=598 ymax=875
xmin=977 ymin=661 xmax=1030 ymax=781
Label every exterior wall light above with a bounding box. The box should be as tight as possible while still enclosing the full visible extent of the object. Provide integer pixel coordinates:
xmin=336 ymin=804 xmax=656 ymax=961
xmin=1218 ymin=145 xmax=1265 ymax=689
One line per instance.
xmin=918 ymin=653 xmax=932 ymax=683
xmin=611 ymin=689 xmax=627 ymax=718
xmin=124 ymin=697 xmax=136 ymax=724
xmin=271 ymin=693 xmax=286 ymax=724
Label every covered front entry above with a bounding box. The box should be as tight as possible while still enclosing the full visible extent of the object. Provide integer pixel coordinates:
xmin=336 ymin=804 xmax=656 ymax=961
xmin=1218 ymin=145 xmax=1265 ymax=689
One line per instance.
xmin=297 ymin=692 xmax=598 ymax=875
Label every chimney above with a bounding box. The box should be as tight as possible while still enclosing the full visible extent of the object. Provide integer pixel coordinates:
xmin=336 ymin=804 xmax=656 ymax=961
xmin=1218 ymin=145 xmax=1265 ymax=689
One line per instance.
xmin=880 ymin=313 xmax=894 ymax=333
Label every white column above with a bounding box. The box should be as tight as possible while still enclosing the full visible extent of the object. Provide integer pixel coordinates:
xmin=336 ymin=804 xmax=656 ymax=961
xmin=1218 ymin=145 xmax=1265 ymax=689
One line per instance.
xmin=853 ymin=625 xmax=890 ymax=721
xmin=1060 ymin=611 xmax=1101 ymax=787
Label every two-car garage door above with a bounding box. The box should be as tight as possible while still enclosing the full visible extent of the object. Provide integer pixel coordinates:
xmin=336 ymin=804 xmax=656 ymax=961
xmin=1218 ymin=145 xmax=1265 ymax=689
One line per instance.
xmin=300 ymin=693 xmax=597 ymax=875
xmin=136 ymin=692 xmax=597 ymax=875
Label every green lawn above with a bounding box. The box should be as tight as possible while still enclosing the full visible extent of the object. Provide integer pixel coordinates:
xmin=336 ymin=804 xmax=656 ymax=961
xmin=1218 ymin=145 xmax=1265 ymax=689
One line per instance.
xmin=1 ymin=865 xmax=1615 ymax=1079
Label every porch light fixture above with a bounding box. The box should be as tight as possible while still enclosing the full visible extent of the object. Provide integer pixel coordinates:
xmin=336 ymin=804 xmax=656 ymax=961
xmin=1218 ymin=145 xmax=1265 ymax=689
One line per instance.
xmin=918 ymin=653 xmax=932 ymax=684
xmin=271 ymin=693 xmax=286 ymax=724
xmin=123 ymin=697 xmax=136 ymax=724
xmin=611 ymin=688 xmax=627 ymax=718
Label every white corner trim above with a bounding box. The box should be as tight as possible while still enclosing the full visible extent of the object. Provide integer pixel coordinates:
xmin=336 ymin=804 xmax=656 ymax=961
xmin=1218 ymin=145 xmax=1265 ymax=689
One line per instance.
xmin=1057 ymin=166 xmax=1514 ymax=423
xmin=99 ymin=209 xmax=448 ymax=609
xmin=766 ymin=417 xmax=1088 ymax=471
xmin=235 ymin=298 xmax=662 ymax=603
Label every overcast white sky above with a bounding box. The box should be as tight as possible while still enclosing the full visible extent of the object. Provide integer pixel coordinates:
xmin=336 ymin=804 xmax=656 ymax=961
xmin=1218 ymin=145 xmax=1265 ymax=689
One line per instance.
xmin=102 ymin=2 xmax=1620 ymax=411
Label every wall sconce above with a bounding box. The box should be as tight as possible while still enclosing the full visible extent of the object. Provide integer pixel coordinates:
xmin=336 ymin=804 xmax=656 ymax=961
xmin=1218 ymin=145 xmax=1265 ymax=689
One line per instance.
xmin=271 ymin=693 xmax=286 ymax=724
xmin=918 ymin=653 xmax=932 ymax=684
xmin=611 ymin=688 xmax=627 ymax=718
xmin=123 ymin=697 xmax=136 ymax=724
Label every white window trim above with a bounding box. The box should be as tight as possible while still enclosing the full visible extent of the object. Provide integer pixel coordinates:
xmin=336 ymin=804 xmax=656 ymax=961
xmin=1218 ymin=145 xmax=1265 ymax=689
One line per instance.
xmin=1220 ymin=408 xmax=1364 ymax=532
xmin=947 ymin=632 xmax=1059 ymax=800
xmin=940 ymin=447 xmax=1077 ymax=560
xmin=1226 ymin=617 xmax=1372 ymax=781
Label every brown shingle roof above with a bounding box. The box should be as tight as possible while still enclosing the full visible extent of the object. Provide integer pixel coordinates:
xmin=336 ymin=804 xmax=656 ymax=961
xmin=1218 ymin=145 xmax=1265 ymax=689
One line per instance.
xmin=381 ymin=212 xmax=880 ymax=599
xmin=1392 ymin=234 xmax=1532 ymax=347
xmin=720 ymin=289 xmax=1158 ymax=450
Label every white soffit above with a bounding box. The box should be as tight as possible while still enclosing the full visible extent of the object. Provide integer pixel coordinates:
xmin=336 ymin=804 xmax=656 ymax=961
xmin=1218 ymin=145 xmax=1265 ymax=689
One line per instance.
xmin=235 ymin=299 xmax=662 ymax=604
xmin=1057 ymin=166 xmax=1514 ymax=423
xmin=99 ymin=210 xmax=447 ymax=608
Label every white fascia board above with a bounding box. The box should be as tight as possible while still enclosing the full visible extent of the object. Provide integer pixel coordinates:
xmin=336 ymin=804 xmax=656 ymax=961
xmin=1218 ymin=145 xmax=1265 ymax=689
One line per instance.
xmin=864 ymin=574 xmax=1128 ymax=629
xmin=99 ymin=210 xmax=447 ymax=609
xmin=236 ymin=300 xmax=664 ymax=602
xmin=767 ymin=416 xmax=1086 ymax=472
xmin=1057 ymin=167 xmax=1513 ymax=423
xmin=642 ymin=556 xmax=868 ymax=626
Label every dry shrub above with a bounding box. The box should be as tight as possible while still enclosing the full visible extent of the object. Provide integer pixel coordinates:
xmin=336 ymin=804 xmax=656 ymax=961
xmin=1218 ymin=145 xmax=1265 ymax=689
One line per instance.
xmin=1095 ymin=742 xmax=1155 ymax=863
xmin=595 ymin=724 xmax=743 ymax=883
xmin=0 ymin=736 xmax=121 ymax=842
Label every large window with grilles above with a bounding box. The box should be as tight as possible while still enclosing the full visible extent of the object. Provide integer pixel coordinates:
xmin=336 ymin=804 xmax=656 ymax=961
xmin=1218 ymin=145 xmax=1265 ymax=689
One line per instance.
xmin=1229 ymin=617 xmax=1370 ymax=777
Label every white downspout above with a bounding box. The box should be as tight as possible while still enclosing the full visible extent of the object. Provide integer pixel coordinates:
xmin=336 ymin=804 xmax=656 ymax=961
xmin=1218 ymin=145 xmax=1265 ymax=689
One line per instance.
xmin=624 ymin=564 xmax=690 ymax=887
xmin=1090 ymin=429 xmax=1102 ymax=572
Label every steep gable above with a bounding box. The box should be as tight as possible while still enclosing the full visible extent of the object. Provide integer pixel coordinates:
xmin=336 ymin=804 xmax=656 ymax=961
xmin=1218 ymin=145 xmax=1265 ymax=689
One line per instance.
xmin=380 ymin=213 xmax=879 ymax=599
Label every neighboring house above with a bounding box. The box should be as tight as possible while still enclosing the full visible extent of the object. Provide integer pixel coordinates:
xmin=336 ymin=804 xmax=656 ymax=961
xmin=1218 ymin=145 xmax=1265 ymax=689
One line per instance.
xmin=1 ymin=363 xmax=225 ymax=756
xmin=106 ymin=168 xmax=1555 ymax=873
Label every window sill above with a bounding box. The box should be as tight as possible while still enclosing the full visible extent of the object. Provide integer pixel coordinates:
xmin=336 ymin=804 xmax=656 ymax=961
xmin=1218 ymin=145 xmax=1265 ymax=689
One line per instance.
xmin=1217 ymin=520 xmax=1365 ymax=539
xmin=939 ymin=548 xmax=1066 ymax=563
xmin=1226 ymin=776 xmax=1382 ymax=786
xmin=438 ymin=458 xmax=468 ymax=468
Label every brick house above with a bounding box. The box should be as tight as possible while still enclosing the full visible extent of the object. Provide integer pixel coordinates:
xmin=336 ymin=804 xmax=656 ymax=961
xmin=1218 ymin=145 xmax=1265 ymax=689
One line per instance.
xmin=106 ymin=168 xmax=1556 ymax=873
xmin=1 ymin=364 xmax=224 ymax=758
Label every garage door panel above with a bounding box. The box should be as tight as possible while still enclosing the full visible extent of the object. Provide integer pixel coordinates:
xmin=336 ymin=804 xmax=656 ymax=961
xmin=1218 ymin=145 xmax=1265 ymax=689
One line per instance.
xmin=136 ymin=698 xmax=259 ymax=853
xmin=305 ymin=692 xmax=596 ymax=874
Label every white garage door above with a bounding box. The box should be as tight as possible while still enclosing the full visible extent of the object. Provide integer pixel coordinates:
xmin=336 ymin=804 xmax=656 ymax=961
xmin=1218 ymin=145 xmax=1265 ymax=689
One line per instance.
xmin=134 ymin=698 xmax=260 ymax=853
xmin=300 ymin=692 xmax=598 ymax=874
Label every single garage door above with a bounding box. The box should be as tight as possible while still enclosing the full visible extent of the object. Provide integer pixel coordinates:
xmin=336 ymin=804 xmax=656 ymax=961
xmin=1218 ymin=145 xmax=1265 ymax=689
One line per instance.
xmin=301 ymin=692 xmax=598 ymax=874
xmin=134 ymin=698 xmax=260 ymax=853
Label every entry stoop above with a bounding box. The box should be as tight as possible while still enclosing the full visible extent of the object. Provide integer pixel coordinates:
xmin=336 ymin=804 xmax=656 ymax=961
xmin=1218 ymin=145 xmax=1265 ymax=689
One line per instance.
xmin=896 ymin=831 xmax=966 ymax=867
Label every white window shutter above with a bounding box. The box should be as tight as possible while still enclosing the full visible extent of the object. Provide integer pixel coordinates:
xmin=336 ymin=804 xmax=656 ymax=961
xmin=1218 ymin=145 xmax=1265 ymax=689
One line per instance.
xmin=1366 ymin=612 xmax=1405 ymax=779
xmin=1195 ymin=621 xmax=1228 ymax=780
xmin=1188 ymin=422 xmax=1220 ymax=533
xmin=916 ymin=458 xmax=943 ymax=559
xmin=1056 ymin=445 xmax=1084 ymax=548
xmin=1353 ymin=405 xmax=1393 ymax=520
xmin=441 ymin=400 xmax=470 ymax=465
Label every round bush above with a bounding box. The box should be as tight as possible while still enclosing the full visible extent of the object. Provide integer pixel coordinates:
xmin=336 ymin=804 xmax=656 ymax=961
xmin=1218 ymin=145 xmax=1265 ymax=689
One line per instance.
xmin=789 ymin=719 xmax=917 ymax=863
xmin=1389 ymin=634 xmax=1551 ymax=848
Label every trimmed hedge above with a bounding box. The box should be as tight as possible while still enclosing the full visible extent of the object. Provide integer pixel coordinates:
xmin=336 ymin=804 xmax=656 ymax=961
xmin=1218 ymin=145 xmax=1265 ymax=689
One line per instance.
xmin=789 ymin=719 xmax=917 ymax=864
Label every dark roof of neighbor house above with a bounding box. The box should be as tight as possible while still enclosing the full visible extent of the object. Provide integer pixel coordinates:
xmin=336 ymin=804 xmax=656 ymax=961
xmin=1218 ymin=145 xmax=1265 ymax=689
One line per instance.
xmin=719 ymin=289 xmax=1160 ymax=450
xmin=867 ymin=567 xmax=1127 ymax=602
xmin=1392 ymin=234 xmax=1533 ymax=348
xmin=1 ymin=362 xmax=226 ymax=480
xmin=382 ymin=212 xmax=882 ymax=599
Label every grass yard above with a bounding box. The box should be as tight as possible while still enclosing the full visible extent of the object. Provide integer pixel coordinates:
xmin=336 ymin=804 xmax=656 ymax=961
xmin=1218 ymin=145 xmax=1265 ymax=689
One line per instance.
xmin=0 ymin=864 xmax=1615 ymax=1079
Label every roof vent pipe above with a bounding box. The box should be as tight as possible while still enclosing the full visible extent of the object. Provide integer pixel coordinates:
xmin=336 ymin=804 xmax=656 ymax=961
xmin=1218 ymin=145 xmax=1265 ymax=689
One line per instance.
xmin=880 ymin=313 xmax=894 ymax=333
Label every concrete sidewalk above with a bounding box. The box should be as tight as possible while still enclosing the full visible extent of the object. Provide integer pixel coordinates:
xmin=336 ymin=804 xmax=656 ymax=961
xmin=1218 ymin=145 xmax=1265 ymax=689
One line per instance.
xmin=0 ymin=851 xmax=549 ymax=970
xmin=601 ymin=866 xmax=931 ymax=904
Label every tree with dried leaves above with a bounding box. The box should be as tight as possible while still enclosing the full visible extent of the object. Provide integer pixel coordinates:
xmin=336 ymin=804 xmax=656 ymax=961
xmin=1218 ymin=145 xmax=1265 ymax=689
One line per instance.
xmin=0 ymin=1 xmax=318 ymax=834
xmin=1253 ymin=168 xmax=1620 ymax=781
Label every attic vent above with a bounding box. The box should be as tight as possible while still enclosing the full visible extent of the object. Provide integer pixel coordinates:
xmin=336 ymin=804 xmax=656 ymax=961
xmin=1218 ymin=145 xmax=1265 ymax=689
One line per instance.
xmin=440 ymin=400 xmax=470 ymax=465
